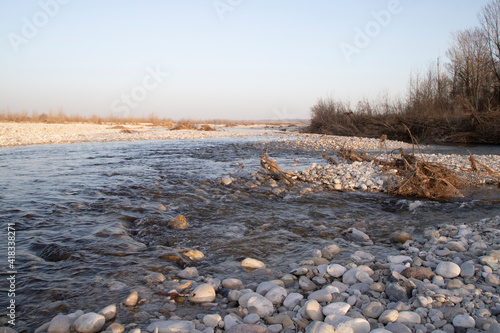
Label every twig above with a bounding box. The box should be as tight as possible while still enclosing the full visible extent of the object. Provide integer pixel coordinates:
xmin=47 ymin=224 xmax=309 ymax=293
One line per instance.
xmin=155 ymin=292 xmax=195 ymax=298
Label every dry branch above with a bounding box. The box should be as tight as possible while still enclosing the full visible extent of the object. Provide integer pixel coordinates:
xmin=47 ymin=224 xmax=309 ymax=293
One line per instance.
xmin=260 ymin=150 xmax=294 ymax=185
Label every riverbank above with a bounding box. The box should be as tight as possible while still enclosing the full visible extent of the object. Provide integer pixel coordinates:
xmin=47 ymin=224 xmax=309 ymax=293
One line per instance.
xmin=30 ymin=215 xmax=500 ymax=333
xmin=0 ymin=122 xmax=256 ymax=147
xmin=1 ymin=123 xmax=500 ymax=332
xmin=0 ymin=122 xmax=413 ymax=151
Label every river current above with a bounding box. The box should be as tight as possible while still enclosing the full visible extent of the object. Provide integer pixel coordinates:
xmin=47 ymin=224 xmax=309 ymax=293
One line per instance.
xmin=1 ymin=134 xmax=499 ymax=331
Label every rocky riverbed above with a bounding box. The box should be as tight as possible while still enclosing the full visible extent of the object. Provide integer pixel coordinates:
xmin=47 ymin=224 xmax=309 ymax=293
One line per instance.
xmin=1 ymin=123 xmax=500 ymax=333
xmin=28 ymin=215 xmax=500 ymax=333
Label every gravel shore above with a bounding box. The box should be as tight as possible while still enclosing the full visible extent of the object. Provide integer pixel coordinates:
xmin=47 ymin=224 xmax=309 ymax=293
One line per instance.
xmin=30 ymin=216 xmax=500 ymax=333
xmin=2 ymin=122 xmax=500 ymax=333
xmin=0 ymin=122 xmax=261 ymax=147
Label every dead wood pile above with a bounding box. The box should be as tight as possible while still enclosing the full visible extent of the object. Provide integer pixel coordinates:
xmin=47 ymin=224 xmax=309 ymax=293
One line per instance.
xmin=260 ymin=151 xmax=294 ymax=185
xmin=385 ymin=149 xmax=466 ymax=200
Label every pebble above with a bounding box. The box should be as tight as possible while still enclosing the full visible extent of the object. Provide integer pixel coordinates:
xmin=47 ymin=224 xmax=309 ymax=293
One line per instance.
xmin=306 ymin=321 xmax=336 ymax=333
xmin=72 ymin=313 xmax=105 ymax=333
xmin=435 ymin=261 xmax=461 ymax=278
xmin=98 ymin=304 xmax=116 ymax=321
xmin=362 ymin=301 xmax=385 ymax=319
xmin=241 ymin=258 xmax=266 ymax=270
xmin=246 ymin=293 xmax=274 ymax=317
xmin=124 ymin=291 xmax=138 ymax=306
xmin=38 ymin=213 xmax=500 ymax=333
xmin=203 ymin=314 xmax=222 ymax=328
xmin=305 ymin=300 xmax=324 ymax=321
xmin=168 ymin=215 xmax=189 ymax=229
xmin=47 ymin=314 xmax=71 ymax=333
xmin=146 ymin=320 xmax=195 ymax=333
xmin=222 ymin=278 xmax=243 ymax=289
xmin=452 ymin=314 xmax=476 ymax=328
xmin=178 ymin=267 xmax=199 ymax=279
xmin=189 ymin=283 xmax=216 ymax=303
xmin=390 ymin=231 xmax=412 ymax=244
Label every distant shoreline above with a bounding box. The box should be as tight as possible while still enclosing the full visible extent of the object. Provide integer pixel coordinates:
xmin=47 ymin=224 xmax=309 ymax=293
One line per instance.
xmin=0 ymin=122 xmax=279 ymax=148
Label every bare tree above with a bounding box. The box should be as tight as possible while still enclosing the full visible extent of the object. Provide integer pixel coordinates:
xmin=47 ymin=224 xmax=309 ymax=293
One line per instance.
xmin=446 ymin=28 xmax=491 ymax=112
xmin=479 ymin=0 xmax=500 ymax=93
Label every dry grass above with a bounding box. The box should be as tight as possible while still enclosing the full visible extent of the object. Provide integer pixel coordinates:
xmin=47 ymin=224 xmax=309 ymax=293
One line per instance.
xmin=199 ymin=124 xmax=216 ymax=131
xmin=171 ymin=119 xmax=197 ymax=130
xmin=0 ymin=109 xmax=176 ymax=127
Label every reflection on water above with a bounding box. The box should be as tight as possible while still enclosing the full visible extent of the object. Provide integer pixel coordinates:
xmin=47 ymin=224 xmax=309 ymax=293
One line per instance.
xmin=0 ymin=137 xmax=499 ymax=330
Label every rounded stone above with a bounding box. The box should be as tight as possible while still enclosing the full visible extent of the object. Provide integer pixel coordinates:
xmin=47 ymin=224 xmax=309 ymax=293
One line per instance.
xmin=203 ymin=314 xmax=222 ymax=328
xmin=146 ymin=320 xmax=196 ymax=333
xmin=246 ymin=293 xmax=274 ymax=318
xmin=72 ymin=313 xmax=106 ymax=333
xmin=241 ymin=258 xmax=266 ymax=270
xmin=189 ymin=283 xmax=216 ymax=303
xmin=321 ymin=244 xmax=341 ymax=260
xmin=168 ymin=215 xmax=189 ymax=229
xmin=308 ymin=289 xmax=333 ymax=303
xmin=124 ymin=291 xmax=138 ymax=306
xmin=390 ymin=231 xmax=412 ymax=244
xmin=460 ymin=262 xmax=475 ymax=277
xmin=396 ymin=311 xmax=421 ymax=325
xmin=265 ymin=286 xmax=287 ymax=305
xmin=435 ymin=262 xmax=461 ymax=279
xmin=326 ymin=264 xmax=346 ymax=278
xmin=48 ymin=314 xmax=71 ymax=333
xmin=400 ymin=267 xmax=435 ymax=281
xmin=283 ymin=292 xmax=303 ymax=309
xmin=98 ymin=304 xmax=117 ymax=321
xmin=305 ymin=300 xmax=324 ymax=322
xmin=452 ymin=314 xmax=475 ymax=328
xmin=447 ymin=241 xmax=467 ymax=252
xmin=145 ymin=272 xmax=166 ymax=283
xmin=362 ymin=301 xmax=384 ymax=319
xmin=322 ymin=302 xmax=351 ymax=316
xmin=305 ymin=321 xmax=335 ymax=333
xmin=106 ymin=323 xmax=125 ymax=333
xmin=181 ymin=249 xmax=205 ymax=261
xmin=299 ymin=276 xmax=317 ymax=291
xmin=177 ymin=267 xmax=199 ymax=279
xmin=243 ymin=314 xmax=260 ymax=325
xmin=379 ymin=309 xmax=399 ymax=324
xmin=227 ymin=324 xmax=268 ymax=333
xmin=222 ymin=278 xmax=243 ymax=289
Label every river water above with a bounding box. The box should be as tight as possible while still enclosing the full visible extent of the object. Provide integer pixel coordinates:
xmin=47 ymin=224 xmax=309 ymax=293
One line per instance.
xmin=1 ymin=134 xmax=499 ymax=331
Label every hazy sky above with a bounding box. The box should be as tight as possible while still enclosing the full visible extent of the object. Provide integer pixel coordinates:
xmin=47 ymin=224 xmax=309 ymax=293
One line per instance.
xmin=0 ymin=1 xmax=492 ymax=120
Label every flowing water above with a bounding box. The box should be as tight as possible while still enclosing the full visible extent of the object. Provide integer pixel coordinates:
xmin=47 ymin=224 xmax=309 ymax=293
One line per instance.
xmin=1 ymin=135 xmax=499 ymax=331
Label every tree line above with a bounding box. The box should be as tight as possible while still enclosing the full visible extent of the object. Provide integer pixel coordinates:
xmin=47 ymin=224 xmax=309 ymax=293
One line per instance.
xmin=309 ymin=0 xmax=500 ymax=144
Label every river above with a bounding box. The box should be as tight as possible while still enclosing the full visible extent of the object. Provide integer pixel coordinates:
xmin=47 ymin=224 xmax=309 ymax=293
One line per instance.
xmin=0 ymin=134 xmax=499 ymax=331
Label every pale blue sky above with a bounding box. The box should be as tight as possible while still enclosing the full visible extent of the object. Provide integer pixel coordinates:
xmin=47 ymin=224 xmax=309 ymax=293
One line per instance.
xmin=0 ymin=1 xmax=491 ymax=120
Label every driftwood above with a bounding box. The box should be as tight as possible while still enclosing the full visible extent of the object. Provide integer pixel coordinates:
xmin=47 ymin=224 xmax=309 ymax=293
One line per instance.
xmin=387 ymin=156 xmax=466 ymax=200
xmin=260 ymin=150 xmax=294 ymax=185
xmin=469 ymin=153 xmax=500 ymax=185
xmin=155 ymin=292 xmax=195 ymax=298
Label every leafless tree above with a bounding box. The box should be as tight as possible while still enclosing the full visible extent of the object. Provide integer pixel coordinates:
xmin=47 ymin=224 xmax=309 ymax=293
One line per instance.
xmin=479 ymin=0 xmax=500 ymax=94
xmin=446 ymin=28 xmax=492 ymax=112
